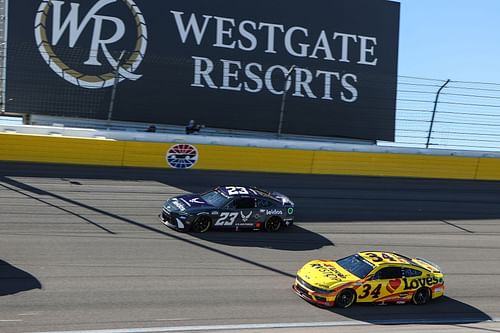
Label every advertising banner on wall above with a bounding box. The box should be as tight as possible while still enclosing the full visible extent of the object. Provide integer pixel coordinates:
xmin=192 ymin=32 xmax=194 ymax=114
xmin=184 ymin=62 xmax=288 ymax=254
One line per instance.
xmin=6 ymin=0 xmax=400 ymax=141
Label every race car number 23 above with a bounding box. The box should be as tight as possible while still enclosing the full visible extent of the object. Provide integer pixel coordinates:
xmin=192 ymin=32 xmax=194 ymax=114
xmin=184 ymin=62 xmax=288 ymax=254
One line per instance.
xmin=215 ymin=212 xmax=239 ymax=226
xmin=225 ymin=186 xmax=257 ymax=196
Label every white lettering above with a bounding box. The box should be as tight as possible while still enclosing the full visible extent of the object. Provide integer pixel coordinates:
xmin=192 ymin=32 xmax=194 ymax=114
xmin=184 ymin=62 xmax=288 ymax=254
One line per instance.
xmin=170 ymin=11 xmax=212 ymax=45
xmin=84 ymin=15 xmax=125 ymax=66
xmin=238 ymin=20 xmax=258 ymax=51
xmin=310 ymin=30 xmax=335 ymax=61
xmin=341 ymin=73 xmax=358 ymax=102
xmin=244 ymin=63 xmax=263 ymax=93
xmin=333 ymin=32 xmax=358 ymax=63
xmin=51 ymin=0 xmax=113 ymax=47
xmin=284 ymin=26 xmax=309 ymax=57
xmin=265 ymin=65 xmax=292 ymax=95
xmin=213 ymin=16 xmax=236 ymax=49
xmin=51 ymin=0 xmax=125 ymax=66
xmin=316 ymin=70 xmax=340 ymax=100
xmin=293 ymin=68 xmax=316 ymax=98
xmin=266 ymin=209 xmax=283 ymax=215
xmin=191 ymin=56 xmax=217 ymax=89
xmin=258 ymin=22 xmax=284 ymax=54
xmin=358 ymin=36 xmax=378 ymax=66
xmin=220 ymin=59 xmax=242 ymax=91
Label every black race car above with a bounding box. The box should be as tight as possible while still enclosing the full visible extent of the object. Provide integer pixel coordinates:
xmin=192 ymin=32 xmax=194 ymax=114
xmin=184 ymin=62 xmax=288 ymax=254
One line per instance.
xmin=160 ymin=185 xmax=294 ymax=232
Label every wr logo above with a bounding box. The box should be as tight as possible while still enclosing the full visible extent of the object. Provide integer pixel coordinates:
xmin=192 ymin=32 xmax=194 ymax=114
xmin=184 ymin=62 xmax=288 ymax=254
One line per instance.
xmin=34 ymin=0 xmax=148 ymax=89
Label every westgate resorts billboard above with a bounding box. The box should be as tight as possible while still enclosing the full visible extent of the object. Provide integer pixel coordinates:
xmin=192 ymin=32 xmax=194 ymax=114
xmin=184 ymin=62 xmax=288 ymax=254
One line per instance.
xmin=6 ymin=0 xmax=400 ymax=141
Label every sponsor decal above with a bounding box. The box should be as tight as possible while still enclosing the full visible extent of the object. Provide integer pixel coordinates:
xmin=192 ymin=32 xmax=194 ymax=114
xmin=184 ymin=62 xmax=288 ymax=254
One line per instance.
xmin=403 ymin=276 xmax=441 ymax=290
xmin=180 ymin=198 xmax=191 ymax=206
xmin=266 ymin=209 xmax=283 ymax=215
xmin=235 ymin=222 xmax=253 ymax=227
xmin=240 ymin=211 xmax=252 ymax=222
xmin=386 ymin=279 xmax=401 ymax=293
xmin=166 ymin=144 xmax=198 ymax=169
xmin=34 ymin=0 xmax=148 ymax=88
xmin=310 ymin=263 xmax=346 ymax=280
xmin=287 ymin=207 xmax=294 ymax=215
xmin=171 ymin=199 xmax=185 ymax=211
xmin=189 ymin=197 xmax=204 ymax=204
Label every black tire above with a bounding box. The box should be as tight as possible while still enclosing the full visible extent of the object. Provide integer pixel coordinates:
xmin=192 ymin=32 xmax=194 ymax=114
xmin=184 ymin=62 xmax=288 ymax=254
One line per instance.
xmin=191 ymin=215 xmax=211 ymax=233
xmin=412 ymin=288 xmax=432 ymax=305
xmin=265 ymin=216 xmax=282 ymax=232
xmin=335 ymin=289 xmax=356 ymax=308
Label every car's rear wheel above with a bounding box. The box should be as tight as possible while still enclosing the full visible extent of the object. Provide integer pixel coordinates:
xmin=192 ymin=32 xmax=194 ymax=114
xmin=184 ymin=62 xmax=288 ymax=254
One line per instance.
xmin=265 ymin=217 xmax=282 ymax=232
xmin=191 ymin=215 xmax=211 ymax=233
xmin=412 ymin=288 xmax=432 ymax=305
xmin=335 ymin=289 xmax=356 ymax=308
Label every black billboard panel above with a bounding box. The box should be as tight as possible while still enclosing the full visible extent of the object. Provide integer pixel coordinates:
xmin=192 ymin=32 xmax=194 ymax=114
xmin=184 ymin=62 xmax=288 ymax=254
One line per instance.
xmin=6 ymin=0 xmax=400 ymax=141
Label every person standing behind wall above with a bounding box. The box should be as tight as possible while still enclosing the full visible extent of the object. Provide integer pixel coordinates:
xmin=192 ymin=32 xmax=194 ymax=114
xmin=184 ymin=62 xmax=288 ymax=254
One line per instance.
xmin=186 ymin=120 xmax=205 ymax=134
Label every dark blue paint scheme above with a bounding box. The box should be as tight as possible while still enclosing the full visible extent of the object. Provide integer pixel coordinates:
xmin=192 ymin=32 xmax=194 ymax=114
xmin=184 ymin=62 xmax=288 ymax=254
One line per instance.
xmin=160 ymin=185 xmax=294 ymax=232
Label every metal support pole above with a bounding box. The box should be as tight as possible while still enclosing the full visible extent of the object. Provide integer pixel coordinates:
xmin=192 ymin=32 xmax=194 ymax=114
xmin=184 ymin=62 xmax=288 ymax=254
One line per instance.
xmin=426 ymin=79 xmax=450 ymax=148
xmin=107 ymin=50 xmax=126 ymax=127
xmin=1 ymin=0 xmax=9 ymax=114
xmin=277 ymin=65 xmax=296 ymax=137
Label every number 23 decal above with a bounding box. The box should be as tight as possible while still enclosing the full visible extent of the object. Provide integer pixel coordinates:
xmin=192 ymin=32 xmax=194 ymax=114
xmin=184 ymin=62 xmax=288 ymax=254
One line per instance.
xmin=226 ymin=186 xmax=257 ymax=196
xmin=215 ymin=212 xmax=239 ymax=226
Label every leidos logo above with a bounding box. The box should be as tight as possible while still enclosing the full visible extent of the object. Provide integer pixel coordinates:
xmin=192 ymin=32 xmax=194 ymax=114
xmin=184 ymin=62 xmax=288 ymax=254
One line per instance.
xmin=34 ymin=0 xmax=148 ymax=89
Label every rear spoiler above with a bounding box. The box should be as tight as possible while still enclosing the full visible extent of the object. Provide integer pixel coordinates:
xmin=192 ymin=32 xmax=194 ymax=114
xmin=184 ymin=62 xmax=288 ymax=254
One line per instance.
xmin=412 ymin=257 xmax=442 ymax=273
xmin=272 ymin=191 xmax=294 ymax=206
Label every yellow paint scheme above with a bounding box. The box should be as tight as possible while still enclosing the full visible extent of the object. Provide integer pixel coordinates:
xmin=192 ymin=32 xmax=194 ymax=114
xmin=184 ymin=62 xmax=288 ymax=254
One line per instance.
xmin=296 ymin=260 xmax=359 ymax=289
xmin=294 ymin=251 xmax=444 ymax=307
xmin=358 ymin=251 xmax=414 ymax=266
xmin=2 ymin=132 xmax=500 ymax=181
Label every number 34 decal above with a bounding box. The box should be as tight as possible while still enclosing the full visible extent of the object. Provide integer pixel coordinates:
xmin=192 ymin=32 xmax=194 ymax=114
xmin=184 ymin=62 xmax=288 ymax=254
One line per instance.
xmin=358 ymin=284 xmax=382 ymax=299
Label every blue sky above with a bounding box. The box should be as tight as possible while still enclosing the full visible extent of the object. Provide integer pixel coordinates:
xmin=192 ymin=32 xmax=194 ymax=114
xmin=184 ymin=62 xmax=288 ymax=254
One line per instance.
xmin=397 ymin=0 xmax=500 ymax=83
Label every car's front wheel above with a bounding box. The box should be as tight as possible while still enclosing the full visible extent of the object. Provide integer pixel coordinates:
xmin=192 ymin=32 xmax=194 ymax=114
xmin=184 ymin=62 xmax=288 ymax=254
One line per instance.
xmin=412 ymin=288 xmax=432 ymax=305
xmin=335 ymin=289 xmax=356 ymax=308
xmin=265 ymin=217 xmax=282 ymax=232
xmin=191 ymin=215 xmax=211 ymax=233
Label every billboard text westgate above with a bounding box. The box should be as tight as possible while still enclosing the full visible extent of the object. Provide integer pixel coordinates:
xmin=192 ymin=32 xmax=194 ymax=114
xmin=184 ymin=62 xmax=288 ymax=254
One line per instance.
xmin=172 ymin=11 xmax=378 ymax=103
xmin=6 ymin=0 xmax=400 ymax=140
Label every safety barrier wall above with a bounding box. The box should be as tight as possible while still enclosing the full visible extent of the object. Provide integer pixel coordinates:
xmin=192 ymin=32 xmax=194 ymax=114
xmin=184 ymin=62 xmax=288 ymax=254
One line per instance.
xmin=2 ymin=133 xmax=500 ymax=180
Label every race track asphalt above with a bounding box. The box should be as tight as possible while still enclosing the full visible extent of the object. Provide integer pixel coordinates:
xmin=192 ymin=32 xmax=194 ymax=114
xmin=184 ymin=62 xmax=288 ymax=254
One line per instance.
xmin=1 ymin=162 xmax=500 ymax=333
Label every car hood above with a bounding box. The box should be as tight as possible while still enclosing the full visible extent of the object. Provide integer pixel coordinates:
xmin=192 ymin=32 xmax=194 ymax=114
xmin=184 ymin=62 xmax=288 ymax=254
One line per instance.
xmin=297 ymin=260 xmax=359 ymax=289
xmin=164 ymin=194 xmax=214 ymax=213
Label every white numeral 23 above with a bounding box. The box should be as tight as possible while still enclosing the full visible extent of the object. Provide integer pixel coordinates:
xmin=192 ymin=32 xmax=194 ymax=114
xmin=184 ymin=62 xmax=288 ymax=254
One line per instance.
xmin=215 ymin=212 xmax=239 ymax=226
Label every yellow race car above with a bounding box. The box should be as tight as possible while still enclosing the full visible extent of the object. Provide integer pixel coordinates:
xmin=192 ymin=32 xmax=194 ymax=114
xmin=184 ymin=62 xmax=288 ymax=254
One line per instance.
xmin=293 ymin=251 xmax=444 ymax=308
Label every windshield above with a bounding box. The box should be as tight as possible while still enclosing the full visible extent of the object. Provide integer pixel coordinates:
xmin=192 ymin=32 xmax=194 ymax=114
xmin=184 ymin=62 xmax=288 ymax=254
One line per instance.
xmin=336 ymin=254 xmax=374 ymax=279
xmin=200 ymin=190 xmax=229 ymax=207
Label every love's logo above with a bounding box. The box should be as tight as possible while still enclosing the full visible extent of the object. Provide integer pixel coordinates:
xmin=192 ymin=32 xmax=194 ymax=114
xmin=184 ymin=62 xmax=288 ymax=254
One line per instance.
xmin=386 ymin=279 xmax=401 ymax=293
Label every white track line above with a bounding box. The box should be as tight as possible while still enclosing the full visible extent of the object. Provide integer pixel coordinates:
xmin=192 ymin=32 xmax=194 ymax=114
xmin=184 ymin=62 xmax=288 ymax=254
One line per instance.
xmin=29 ymin=318 xmax=500 ymax=333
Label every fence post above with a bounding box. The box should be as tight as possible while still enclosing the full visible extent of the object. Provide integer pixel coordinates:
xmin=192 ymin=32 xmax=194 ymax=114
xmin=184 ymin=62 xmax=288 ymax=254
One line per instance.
xmin=277 ymin=65 xmax=296 ymax=137
xmin=426 ymin=79 xmax=450 ymax=148
xmin=107 ymin=50 xmax=127 ymax=127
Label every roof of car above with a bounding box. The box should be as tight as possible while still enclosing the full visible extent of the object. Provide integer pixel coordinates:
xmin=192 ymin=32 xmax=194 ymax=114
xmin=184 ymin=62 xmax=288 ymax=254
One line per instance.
xmin=215 ymin=185 xmax=274 ymax=199
xmin=355 ymin=251 xmax=439 ymax=273
xmin=357 ymin=251 xmax=413 ymax=267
